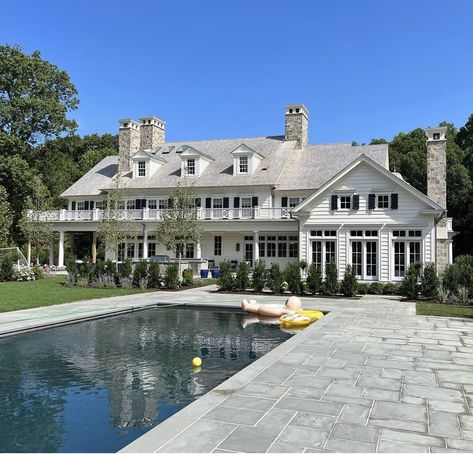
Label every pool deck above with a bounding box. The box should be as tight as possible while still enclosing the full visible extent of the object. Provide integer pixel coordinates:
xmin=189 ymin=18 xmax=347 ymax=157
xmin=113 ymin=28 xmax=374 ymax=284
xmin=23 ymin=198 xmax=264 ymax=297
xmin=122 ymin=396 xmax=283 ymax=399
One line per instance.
xmin=2 ymin=287 xmax=473 ymax=453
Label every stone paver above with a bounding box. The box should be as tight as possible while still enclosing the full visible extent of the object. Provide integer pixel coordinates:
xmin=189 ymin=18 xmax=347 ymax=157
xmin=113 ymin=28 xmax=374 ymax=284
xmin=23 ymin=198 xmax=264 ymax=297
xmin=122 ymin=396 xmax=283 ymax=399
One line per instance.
xmin=2 ymin=286 xmax=473 ymax=453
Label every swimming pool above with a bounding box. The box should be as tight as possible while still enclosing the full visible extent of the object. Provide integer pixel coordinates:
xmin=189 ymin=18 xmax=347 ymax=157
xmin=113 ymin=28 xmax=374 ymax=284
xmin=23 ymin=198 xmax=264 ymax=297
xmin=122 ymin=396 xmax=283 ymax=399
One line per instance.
xmin=0 ymin=306 xmax=292 ymax=453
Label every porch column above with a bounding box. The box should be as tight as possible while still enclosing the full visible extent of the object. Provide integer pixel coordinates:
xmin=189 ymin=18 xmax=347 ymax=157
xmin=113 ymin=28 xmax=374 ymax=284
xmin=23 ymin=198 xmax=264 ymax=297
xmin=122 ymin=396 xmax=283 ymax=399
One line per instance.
xmin=58 ymin=231 xmax=65 ymax=267
xmin=91 ymin=231 xmax=97 ymax=264
xmin=49 ymin=239 xmax=54 ymax=265
xmin=196 ymin=240 xmax=202 ymax=259
xmin=143 ymin=230 xmax=148 ymax=259
xmin=253 ymin=231 xmax=260 ymax=263
xmin=27 ymin=241 xmax=31 ymax=267
xmin=448 ymin=240 xmax=453 ymax=266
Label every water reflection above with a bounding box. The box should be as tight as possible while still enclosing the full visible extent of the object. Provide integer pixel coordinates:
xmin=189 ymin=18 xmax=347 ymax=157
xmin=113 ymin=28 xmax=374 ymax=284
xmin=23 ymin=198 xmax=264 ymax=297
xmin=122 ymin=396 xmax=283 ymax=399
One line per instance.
xmin=0 ymin=307 xmax=291 ymax=453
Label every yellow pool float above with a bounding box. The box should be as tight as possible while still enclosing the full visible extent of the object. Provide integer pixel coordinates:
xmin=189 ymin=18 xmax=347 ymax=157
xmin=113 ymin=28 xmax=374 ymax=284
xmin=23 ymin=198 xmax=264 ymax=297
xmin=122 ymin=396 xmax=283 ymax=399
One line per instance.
xmin=296 ymin=310 xmax=324 ymax=322
xmin=280 ymin=313 xmax=311 ymax=327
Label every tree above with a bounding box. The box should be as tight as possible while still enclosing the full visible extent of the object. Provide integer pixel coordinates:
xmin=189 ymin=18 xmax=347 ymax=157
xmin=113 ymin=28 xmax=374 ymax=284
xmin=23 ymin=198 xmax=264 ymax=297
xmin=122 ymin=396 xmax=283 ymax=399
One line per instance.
xmin=0 ymin=186 xmax=12 ymax=247
xmin=19 ymin=186 xmax=54 ymax=264
xmin=97 ymin=172 xmax=137 ymax=260
xmin=0 ymin=44 xmax=78 ymax=144
xmin=155 ymin=183 xmax=202 ymax=271
xmin=340 ymin=264 xmax=358 ymax=297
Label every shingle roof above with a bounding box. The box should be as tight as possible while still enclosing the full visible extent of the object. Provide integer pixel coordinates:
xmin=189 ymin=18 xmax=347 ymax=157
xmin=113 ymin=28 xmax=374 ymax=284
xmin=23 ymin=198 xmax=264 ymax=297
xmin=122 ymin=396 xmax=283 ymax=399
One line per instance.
xmin=276 ymin=143 xmax=389 ymax=190
xmin=60 ymin=138 xmax=389 ymax=197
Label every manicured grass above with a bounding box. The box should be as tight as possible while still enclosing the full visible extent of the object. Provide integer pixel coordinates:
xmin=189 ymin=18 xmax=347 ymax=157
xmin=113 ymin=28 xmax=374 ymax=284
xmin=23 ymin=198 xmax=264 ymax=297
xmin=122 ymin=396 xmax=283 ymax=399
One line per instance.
xmin=416 ymin=302 xmax=473 ymax=319
xmin=0 ymin=277 xmax=147 ymax=313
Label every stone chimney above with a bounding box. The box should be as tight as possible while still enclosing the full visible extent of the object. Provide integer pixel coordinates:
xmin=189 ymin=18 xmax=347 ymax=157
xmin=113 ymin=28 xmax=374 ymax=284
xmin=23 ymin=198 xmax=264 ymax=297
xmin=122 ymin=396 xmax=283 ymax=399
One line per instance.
xmin=118 ymin=119 xmax=140 ymax=173
xmin=139 ymin=116 xmax=166 ymax=149
xmin=285 ymin=104 xmax=309 ymax=149
xmin=425 ymin=126 xmax=448 ymax=272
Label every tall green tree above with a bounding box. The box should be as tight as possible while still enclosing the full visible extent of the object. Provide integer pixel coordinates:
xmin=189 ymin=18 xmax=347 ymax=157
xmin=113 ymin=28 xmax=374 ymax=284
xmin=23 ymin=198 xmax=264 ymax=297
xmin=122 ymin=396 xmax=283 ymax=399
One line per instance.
xmin=0 ymin=186 xmax=12 ymax=247
xmin=0 ymin=44 xmax=79 ymax=144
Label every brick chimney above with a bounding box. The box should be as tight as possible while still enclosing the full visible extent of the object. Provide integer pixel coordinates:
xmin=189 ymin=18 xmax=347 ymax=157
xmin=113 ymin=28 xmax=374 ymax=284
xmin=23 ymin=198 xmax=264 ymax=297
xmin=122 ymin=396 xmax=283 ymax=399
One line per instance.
xmin=118 ymin=119 xmax=140 ymax=173
xmin=139 ymin=116 xmax=166 ymax=149
xmin=285 ymin=104 xmax=309 ymax=149
xmin=425 ymin=126 xmax=448 ymax=272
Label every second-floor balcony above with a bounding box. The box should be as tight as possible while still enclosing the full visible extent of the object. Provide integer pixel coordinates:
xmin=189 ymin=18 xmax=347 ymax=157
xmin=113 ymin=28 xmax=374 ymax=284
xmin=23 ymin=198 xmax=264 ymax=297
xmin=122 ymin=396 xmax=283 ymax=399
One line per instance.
xmin=29 ymin=207 xmax=294 ymax=223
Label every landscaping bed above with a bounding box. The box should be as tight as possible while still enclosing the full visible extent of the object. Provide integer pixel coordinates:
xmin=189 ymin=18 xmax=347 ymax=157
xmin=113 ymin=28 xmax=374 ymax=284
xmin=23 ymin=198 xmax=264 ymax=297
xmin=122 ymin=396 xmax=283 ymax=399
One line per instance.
xmin=416 ymin=302 xmax=473 ymax=318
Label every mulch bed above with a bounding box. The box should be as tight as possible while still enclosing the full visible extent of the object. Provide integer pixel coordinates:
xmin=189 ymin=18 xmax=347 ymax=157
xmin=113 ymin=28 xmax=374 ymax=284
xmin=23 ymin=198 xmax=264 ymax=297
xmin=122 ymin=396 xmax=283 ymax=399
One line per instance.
xmin=214 ymin=289 xmax=361 ymax=300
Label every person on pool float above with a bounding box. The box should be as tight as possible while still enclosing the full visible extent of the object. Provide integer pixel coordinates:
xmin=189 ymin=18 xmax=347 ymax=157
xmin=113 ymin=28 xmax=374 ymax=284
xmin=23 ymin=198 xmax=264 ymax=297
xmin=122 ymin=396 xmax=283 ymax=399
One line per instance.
xmin=241 ymin=296 xmax=302 ymax=317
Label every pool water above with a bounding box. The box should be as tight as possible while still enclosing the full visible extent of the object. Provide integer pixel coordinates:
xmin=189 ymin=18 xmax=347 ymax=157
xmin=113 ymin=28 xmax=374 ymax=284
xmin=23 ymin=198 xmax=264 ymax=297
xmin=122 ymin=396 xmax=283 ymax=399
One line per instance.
xmin=0 ymin=306 xmax=292 ymax=453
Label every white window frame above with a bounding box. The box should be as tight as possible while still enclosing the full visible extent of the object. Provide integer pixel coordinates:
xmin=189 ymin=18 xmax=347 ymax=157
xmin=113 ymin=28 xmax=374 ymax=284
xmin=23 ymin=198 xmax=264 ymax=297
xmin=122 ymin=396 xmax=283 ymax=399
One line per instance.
xmin=289 ymin=197 xmax=300 ymax=208
xmin=186 ymin=158 xmax=196 ymax=176
xmin=311 ymin=238 xmax=337 ymax=276
xmin=340 ymin=195 xmax=351 ymax=210
xmin=77 ymin=201 xmax=85 ymax=210
xmin=238 ymin=156 xmax=249 ymax=174
xmin=137 ymin=160 xmax=146 ymax=177
xmin=349 ymin=230 xmax=380 ymax=281
xmin=147 ymin=199 xmax=157 ymax=209
xmin=377 ymin=194 xmax=390 ymax=209
xmin=392 ymin=239 xmax=423 ymax=280
xmin=212 ymin=197 xmax=223 ymax=209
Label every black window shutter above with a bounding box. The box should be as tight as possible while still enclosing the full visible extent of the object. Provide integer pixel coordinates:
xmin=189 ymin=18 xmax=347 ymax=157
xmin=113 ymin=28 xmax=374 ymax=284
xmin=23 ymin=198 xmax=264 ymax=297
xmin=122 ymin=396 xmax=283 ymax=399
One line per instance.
xmin=141 ymin=199 xmax=147 ymax=208
xmin=136 ymin=199 xmax=141 ymax=209
xmin=90 ymin=201 xmax=95 ymax=210
xmin=84 ymin=201 xmax=89 ymax=210
xmin=71 ymin=201 xmax=76 ymax=210
xmin=281 ymin=197 xmax=288 ymax=207
xmin=252 ymin=196 xmax=259 ymax=207
xmin=233 ymin=197 xmax=240 ymax=208
xmin=352 ymin=195 xmax=359 ymax=210
xmin=195 ymin=197 xmax=201 ymax=208
xmin=331 ymin=195 xmax=338 ymax=211
xmin=223 ymin=197 xmax=229 ymax=208
xmin=168 ymin=198 xmax=174 ymax=208
xmin=391 ymin=193 xmax=399 ymax=210
xmin=205 ymin=197 xmax=212 ymax=209
xmin=368 ymin=194 xmax=376 ymax=210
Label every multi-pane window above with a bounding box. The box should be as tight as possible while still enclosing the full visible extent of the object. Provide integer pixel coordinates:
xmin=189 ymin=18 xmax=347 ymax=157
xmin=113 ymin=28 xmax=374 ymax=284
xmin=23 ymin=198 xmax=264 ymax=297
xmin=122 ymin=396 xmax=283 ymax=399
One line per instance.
xmin=138 ymin=161 xmax=146 ymax=177
xmin=212 ymin=198 xmax=223 ymax=209
xmin=118 ymin=243 xmax=126 ymax=261
xmin=394 ymin=242 xmax=406 ymax=277
xmin=148 ymin=199 xmax=157 ymax=209
xmin=126 ymin=243 xmax=135 ymax=258
xmin=312 ymin=241 xmax=322 ymax=271
xmin=278 ymin=242 xmax=287 ymax=258
xmin=126 ymin=200 xmax=136 ymax=210
xmin=158 ymin=199 xmax=168 ymax=210
xmin=352 ymin=241 xmax=363 ymax=276
xmin=239 ymin=156 xmax=249 ymax=173
xmin=259 ymin=236 xmax=266 ymax=257
xmin=148 ymin=241 xmax=156 ymax=257
xmin=214 ymin=236 xmax=222 ymax=256
xmin=325 ymin=241 xmax=336 ymax=265
xmin=77 ymin=201 xmax=85 ymax=210
xmin=241 ymin=197 xmax=252 ymax=208
xmin=409 ymin=241 xmax=421 ymax=265
xmin=267 ymin=236 xmax=276 ymax=257
xmin=289 ymin=197 xmax=300 ymax=207
xmin=289 ymin=236 xmax=299 ymax=258
xmin=366 ymin=242 xmax=377 ymax=276
xmin=310 ymin=230 xmax=336 ymax=237
xmin=185 ymin=243 xmax=194 ymax=259
xmin=377 ymin=195 xmax=389 ymax=209
xmin=340 ymin=196 xmax=351 ymax=209
xmin=312 ymin=239 xmax=336 ymax=273
xmin=186 ymin=158 xmax=195 ymax=175
xmin=96 ymin=201 xmax=104 ymax=210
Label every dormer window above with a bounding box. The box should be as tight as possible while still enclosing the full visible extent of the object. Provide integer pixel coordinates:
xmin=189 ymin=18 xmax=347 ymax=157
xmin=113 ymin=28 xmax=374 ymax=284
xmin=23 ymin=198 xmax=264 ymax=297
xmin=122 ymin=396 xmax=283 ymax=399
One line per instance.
xmin=239 ymin=156 xmax=249 ymax=174
xmin=186 ymin=158 xmax=196 ymax=176
xmin=138 ymin=161 xmax=146 ymax=177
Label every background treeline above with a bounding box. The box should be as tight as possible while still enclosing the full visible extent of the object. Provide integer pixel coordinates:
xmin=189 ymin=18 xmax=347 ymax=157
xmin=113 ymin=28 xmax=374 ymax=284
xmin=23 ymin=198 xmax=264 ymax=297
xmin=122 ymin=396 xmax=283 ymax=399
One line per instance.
xmin=1 ymin=44 xmax=473 ymax=257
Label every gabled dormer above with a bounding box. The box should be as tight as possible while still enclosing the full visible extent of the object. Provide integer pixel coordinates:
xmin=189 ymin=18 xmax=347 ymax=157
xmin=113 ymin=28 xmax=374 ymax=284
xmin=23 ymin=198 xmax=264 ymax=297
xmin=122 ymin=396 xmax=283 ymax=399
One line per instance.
xmin=131 ymin=150 xmax=166 ymax=178
xmin=231 ymin=144 xmax=264 ymax=176
xmin=179 ymin=146 xmax=214 ymax=177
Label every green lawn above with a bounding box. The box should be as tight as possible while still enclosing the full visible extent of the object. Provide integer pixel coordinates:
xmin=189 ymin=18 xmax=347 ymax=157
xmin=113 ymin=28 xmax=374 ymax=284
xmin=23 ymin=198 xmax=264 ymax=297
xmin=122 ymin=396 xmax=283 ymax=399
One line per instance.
xmin=416 ymin=302 xmax=473 ymax=318
xmin=0 ymin=277 xmax=147 ymax=313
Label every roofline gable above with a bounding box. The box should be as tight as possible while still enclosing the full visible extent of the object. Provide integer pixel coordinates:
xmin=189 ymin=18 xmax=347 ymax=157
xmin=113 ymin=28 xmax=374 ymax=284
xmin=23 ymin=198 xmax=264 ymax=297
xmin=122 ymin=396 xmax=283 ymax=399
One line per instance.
xmin=230 ymin=143 xmax=265 ymax=159
xmin=292 ymin=154 xmax=445 ymax=213
xmin=179 ymin=146 xmax=214 ymax=161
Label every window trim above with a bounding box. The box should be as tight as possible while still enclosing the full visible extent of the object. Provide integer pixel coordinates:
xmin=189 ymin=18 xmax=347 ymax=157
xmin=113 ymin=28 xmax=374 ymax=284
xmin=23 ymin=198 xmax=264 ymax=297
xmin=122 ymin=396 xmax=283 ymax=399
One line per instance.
xmin=137 ymin=160 xmax=147 ymax=177
xmin=238 ymin=155 xmax=249 ymax=174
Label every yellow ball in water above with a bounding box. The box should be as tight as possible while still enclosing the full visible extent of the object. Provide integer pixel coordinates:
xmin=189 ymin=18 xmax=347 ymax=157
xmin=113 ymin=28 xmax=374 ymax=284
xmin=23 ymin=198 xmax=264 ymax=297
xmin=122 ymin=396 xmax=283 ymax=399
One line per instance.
xmin=192 ymin=357 xmax=202 ymax=367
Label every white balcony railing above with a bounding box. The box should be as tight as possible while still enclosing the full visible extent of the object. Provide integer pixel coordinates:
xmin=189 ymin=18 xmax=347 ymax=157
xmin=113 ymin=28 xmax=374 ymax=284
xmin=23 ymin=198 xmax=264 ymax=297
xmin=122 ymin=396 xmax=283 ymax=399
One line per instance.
xmin=28 ymin=207 xmax=293 ymax=223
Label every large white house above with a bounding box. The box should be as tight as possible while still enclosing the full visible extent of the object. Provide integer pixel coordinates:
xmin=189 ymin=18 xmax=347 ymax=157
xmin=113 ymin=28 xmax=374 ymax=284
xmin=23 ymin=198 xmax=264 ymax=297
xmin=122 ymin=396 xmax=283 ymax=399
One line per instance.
xmin=36 ymin=104 xmax=453 ymax=282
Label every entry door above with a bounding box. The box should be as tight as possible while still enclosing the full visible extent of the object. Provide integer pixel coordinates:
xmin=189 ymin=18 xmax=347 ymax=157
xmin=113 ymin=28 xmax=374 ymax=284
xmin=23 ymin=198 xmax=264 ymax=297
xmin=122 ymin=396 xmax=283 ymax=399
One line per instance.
xmin=244 ymin=243 xmax=253 ymax=267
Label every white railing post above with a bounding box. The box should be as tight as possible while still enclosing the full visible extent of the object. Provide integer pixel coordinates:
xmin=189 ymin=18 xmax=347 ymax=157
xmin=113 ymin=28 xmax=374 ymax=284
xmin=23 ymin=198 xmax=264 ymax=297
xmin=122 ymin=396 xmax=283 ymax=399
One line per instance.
xmin=254 ymin=207 xmax=260 ymax=219
xmin=143 ymin=207 xmax=149 ymax=220
xmin=93 ymin=208 xmax=99 ymax=221
xmin=59 ymin=209 xmax=66 ymax=221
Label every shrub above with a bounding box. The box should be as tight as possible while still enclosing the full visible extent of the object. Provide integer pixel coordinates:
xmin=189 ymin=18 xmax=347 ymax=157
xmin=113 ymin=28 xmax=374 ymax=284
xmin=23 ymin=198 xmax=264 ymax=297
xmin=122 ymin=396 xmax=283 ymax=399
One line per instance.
xmin=91 ymin=275 xmax=116 ymax=289
xmin=451 ymin=286 xmax=473 ymax=305
xmin=323 ymin=261 xmax=339 ymax=295
xmin=217 ymin=261 xmax=234 ymax=291
xmin=164 ymin=263 xmax=179 ymax=289
xmin=139 ymin=277 xmax=148 ymax=290
xmin=267 ymin=263 xmax=283 ymax=293
xmin=0 ymin=254 xmax=14 ymax=281
xmin=92 ymin=260 xmax=106 ymax=279
xmin=76 ymin=276 xmax=90 ymax=287
xmin=357 ymin=282 xmax=369 ymax=295
xmin=235 ymin=261 xmax=250 ymax=291
xmin=148 ymin=261 xmax=162 ymax=288
xmin=443 ymin=255 xmax=473 ymax=297
xmin=65 ymin=256 xmax=77 ymax=275
xmin=437 ymin=286 xmax=449 ymax=304
xmin=369 ymin=282 xmax=385 ymax=295
xmin=421 ymin=263 xmax=440 ymax=299
xmin=32 ymin=264 xmax=44 ymax=280
xmin=299 ymin=260 xmax=308 ymax=271
xmin=340 ymin=264 xmax=358 ymax=297
xmin=132 ymin=260 xmax=148 ymax=287
xmin=120 ymin=258 xmax=132 ymax=278
xmin=104 ymin=260 xmax=119 ymax=284
xmin=284 ymin=262 xmax=303 ymax=294
xmin=306 ymin=264 xmax=323 ymax=294
xmin=252 ymin=259 xmax=266 ymax=292
xmin=120 ymin=276 xmax=133 ymax=289
xmin=400 ymin=262 xmax=422 ymax=299
xmin=64 ymin=272 xmax=76 ymax=287
xmin=182 ymin=269 xmax=193 ymax=286
xmin=382 ymin=282 xmax=399 ymax=295
xmin=77 ymin=260 xmax=93 ymax=284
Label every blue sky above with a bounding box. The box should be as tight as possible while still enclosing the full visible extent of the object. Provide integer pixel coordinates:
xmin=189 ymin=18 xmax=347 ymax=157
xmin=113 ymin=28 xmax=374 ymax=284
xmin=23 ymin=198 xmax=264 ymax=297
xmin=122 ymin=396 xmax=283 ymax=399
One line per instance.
xmin=2 ymin=0 xmax=472 ymax=144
